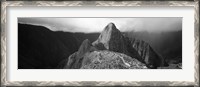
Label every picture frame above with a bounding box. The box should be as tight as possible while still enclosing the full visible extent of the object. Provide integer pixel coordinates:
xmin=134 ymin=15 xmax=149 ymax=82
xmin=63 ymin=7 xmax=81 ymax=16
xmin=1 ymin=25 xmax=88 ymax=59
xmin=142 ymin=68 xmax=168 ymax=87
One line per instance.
xmin=1 ymin=0 xmax=199 ymax=87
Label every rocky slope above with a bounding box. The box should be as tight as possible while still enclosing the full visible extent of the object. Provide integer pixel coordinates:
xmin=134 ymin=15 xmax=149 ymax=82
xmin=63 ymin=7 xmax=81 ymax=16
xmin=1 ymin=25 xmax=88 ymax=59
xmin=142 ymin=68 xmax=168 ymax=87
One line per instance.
xmin=62 ymin=23 xmax=164 ymax=69
xmin=61 ymin=39 xmax=98 ymax=69
xmin=124 ymin=31 xmax=182 ymax=66
xmin=129 ymin=38 xmax=164 ymax=68
xmin=81 ymin=51 xmax=147 ymax=69
xmin=61 ymin=39 xmax=147 ymax=69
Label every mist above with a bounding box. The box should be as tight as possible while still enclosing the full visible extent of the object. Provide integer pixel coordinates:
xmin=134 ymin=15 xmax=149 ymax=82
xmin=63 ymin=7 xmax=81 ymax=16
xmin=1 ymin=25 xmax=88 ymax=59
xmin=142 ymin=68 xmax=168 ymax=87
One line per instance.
xmin=18 ymin=18 xmax=182 ymax=33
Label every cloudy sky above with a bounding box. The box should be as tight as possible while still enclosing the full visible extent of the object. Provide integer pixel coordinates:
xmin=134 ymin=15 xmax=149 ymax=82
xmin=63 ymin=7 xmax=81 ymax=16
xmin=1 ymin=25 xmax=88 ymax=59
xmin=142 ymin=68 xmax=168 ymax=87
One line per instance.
xmin=18 ymin=18 xmax=182 ymax=33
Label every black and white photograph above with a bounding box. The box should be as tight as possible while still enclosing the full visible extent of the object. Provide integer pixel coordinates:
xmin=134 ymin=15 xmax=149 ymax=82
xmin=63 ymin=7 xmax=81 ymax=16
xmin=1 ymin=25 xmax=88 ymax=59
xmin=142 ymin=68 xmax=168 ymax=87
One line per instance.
xmin=18 ymin=18 xmax=182 ymax=69
xmin=1 ymin=0 xmax=198 ymax=86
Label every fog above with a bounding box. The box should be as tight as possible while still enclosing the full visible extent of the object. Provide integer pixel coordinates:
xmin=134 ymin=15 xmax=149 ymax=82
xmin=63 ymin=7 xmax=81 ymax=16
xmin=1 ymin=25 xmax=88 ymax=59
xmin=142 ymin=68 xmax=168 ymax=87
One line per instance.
xmin=18 ymin=18 xmax=182 ymax=33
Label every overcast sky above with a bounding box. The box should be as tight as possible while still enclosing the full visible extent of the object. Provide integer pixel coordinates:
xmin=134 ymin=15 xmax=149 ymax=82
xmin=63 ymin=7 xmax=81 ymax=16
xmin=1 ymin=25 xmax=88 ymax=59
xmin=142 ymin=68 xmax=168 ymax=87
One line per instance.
xmin=18 ymin=18 xmax=182 ymax=33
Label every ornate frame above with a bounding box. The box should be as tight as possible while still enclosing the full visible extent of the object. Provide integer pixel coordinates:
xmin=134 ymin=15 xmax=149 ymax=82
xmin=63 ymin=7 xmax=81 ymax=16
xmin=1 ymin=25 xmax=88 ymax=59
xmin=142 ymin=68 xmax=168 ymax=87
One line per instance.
xmin=1 ymin=0 xmax=199 ymax=87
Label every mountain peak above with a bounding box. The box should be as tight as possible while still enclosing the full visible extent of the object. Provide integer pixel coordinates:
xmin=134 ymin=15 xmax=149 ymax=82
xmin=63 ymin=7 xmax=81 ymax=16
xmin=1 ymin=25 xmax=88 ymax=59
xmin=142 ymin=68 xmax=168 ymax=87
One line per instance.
xmin=77 ymin=39 xmax=91 ymax=56
xmin=95 ymin=23 xmax=122 ymax=46
xmin=107 ymin=22 xmax=116 ymax=27
xmin=93 ymin=23 xmax=127 ymax=54
xmin=104 ymin=22 xmax=118 ymax=32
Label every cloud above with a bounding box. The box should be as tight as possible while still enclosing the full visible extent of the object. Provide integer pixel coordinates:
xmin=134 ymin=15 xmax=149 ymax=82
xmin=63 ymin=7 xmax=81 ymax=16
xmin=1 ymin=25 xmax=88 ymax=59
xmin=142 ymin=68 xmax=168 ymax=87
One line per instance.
xmin=18 ymin=18 xmax=182 ymax=33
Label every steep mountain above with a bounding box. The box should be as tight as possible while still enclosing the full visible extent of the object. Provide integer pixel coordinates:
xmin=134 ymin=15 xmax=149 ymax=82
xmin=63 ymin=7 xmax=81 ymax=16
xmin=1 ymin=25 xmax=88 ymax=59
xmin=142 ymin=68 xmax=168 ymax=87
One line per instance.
xmin=124 ymin=31 xmax=182 ymax=65
xmin=18 ymin=23 xmax=79 ymax=69
xmin=129 ymin=38 xmax=164 ymax=68
xmin=92 ymin=23 xmax=141 ymax=61
xmin=93 ymin=23 xmax=127 ymax=53
xmin=62 ymin=23 xmax=163 ymax=69
xmin=63 ymin=39 xmax=98 ymax=69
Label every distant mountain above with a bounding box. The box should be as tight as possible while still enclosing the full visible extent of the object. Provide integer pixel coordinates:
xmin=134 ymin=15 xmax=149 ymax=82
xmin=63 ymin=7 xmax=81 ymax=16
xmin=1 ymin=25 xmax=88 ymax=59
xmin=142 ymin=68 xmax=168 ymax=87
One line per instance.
xmin=129 ymin=38 xmax=165 ymax=68
xmin=73 ymin=32 xmax=100 ymax=46
xmin=124 ymin=30 xmax=182 ymax=65
xmin=62 ymin=23 xmax=165 ymax=69
xmin=18 ymin=23 xmax=78 ymax=69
